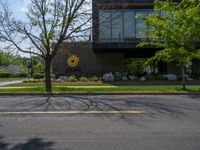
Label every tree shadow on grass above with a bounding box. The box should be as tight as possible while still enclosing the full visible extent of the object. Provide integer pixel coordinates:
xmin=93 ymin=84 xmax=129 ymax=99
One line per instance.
xmin=0 ymin=136 xmax=68 ymax=150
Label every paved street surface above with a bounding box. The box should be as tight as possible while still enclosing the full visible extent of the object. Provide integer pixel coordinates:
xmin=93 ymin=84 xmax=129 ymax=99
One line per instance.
xmin=0 ymin=81 xmax=22 ymax=87
xmin=0 ymin=95 xmax=200 ymax=150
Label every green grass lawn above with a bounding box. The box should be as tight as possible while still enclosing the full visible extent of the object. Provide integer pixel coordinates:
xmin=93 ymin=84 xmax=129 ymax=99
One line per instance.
xmin=4 ymin=80 xmax=200 ymax=87
xmin=0 ymin=80 xmax=200 ymax=93
xmin=0 ymin=86 xmax=199 ymax=93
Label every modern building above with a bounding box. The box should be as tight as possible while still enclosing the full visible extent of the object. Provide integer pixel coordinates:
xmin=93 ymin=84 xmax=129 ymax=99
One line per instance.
xmin=52 ymin=0 xmax=200 ymax=76
xmin=93 ymin=0 xmax=159 ymax=57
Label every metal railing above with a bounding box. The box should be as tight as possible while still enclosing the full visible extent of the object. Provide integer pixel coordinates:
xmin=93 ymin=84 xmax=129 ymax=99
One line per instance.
xmin=97 ymin=38 xmax=156 ymax=43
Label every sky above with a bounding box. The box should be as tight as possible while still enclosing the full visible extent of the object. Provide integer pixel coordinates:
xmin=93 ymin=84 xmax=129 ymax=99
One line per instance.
xmin=0 ymin=0 xmax=30 ymax=56
xmin=0 ymin=0 xmax=91 ymax=57
xmin=1 ymin=0 xmax=29 ymax=20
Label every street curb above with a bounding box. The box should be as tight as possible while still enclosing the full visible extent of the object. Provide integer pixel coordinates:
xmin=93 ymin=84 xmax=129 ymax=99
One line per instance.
xmin=0 ymin=92 xmax=200 ymax=96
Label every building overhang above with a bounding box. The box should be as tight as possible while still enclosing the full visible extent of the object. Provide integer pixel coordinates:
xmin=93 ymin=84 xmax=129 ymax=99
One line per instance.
xmin=93 ymin=42 xmax=160 ymax=57
xmin=98 ymin=3 xmax=154 ymax=9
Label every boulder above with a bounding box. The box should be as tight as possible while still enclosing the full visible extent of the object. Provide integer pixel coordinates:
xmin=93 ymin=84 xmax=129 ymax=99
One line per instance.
xmin=103 ymin=73 xmax=115 ymax=82
xmin=129 ymin=75 xmax=137 ymax=80
xmin=58 ymin=76 xmax=68 ymax=81
xmin=185 ymin=74 xmax=193 ymax=81
xmin=163 ymin=74 xmax=178 ymax=81
xmin=53 ymin=79 xmax=64 ymax=82
xmin=140 ymin=76 xmax=146 ymax=81
xmin=122 ymin=77 xmax=128 ymax=81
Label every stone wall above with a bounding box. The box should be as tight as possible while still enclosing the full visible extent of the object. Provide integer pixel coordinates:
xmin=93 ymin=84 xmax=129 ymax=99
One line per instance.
xmin=52 ymin=42 xmax=124 ymax=76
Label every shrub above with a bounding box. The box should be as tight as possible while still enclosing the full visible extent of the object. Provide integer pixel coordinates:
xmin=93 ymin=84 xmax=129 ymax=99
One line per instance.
xmin=125 ymin=58 xmax=145 ymax=77
xmin=114 ymin=72 xmax=122 ymax=81
xmin=0 ymin=72 xmax=11 ymax=78
xmin=145 ymin=74 xmax=156 ymax=80
xmin=80 ymin=76 xmax=88 ymax=82
xmin=121 ymin=72 xmax=129 ymax=77
xmin=89 ymin=75 xmax=99 ymax=82
xmin=145 ymin=73 xmax=164 ymax=80
xmin=51 ymin=74 xmax=56 ymax=79
xmin=23 ymin=79 xmax=44 ymax=83
xmin=55 ymin=73 xmax=66 ymax=79
xmin=68 ymin=75 xmax=78 ymax=82
xmin=33 ymin=73 xmax=44 ymax=79
xmin=13 ymin=72 xmax=28 ymax=78
xmin=155 ymin=74 xmax=164 ymax=80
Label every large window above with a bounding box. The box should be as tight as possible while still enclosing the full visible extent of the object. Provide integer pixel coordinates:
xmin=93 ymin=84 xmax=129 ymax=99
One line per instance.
xmin=124 ymin=10 xmax=136 ymax=41
xmin=111 ymin=11 xmax=123 ymax=42
xmin=136 ymin=9 xmax=148 ymax=38
xmin=99 ymin=10 xmax=112 ymax=42
xmin=99 ymin=9 xmax=161 ymax=42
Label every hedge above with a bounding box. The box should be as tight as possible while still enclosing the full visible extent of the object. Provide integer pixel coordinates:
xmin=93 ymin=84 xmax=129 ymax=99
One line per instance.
xmin=33 ymin=73 xmax=44 ymax=79
xmin=0 ymin=72 xmax=11 ymax=78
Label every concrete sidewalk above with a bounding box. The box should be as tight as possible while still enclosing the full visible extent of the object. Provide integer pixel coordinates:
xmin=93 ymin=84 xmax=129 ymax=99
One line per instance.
xmin=0 ymin=85 xmax=200 ymax=89
xmin=0 ymin=81 xmax=23 ymax=87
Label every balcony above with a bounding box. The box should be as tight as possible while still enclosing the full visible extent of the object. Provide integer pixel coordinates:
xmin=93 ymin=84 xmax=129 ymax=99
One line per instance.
xmin=96 ymin=0 xmax=154 ymax=3
xmin=93 ymin=38 xmax=160 ymax=57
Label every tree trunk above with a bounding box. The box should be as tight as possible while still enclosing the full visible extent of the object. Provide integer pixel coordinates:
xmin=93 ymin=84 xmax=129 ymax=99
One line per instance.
xmin=181 ymin=64 xmax=186 ymax=90
xmin=45 ymin=58 xmax=52 ymax=93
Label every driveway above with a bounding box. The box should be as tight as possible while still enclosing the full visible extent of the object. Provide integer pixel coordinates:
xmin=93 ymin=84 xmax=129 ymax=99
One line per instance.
xmin=0 ymin=81 xmax=22 ymax=87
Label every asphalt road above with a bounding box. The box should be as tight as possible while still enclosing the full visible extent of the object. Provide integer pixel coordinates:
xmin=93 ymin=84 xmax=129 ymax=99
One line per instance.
xmin=0 ymin=95 xmax=200 ymax=150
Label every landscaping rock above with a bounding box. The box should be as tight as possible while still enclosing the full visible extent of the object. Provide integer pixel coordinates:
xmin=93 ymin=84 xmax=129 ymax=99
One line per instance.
xmin=163 ymin=74 xmax=178 ymax=81
xmin=103 ymin=73 xmax=115 ymax=82
xmin=140 ymin=76 xmax=146 ymax=81
xmin=129 ymin=75 xmax=137 ymax=80
xmin=58 ymin=76 xmax=68 ymax=81
xmin=185 ymin=74 xmax=193 ymax=81
xmin=54 ymin=79 xmax=64 ymax=82
xmin=122 ymin=77 xmax=128 ymax=81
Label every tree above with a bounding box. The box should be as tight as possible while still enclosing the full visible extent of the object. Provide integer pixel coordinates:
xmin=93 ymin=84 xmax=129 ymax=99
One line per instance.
xmin=0 ymin=0 xmax=91 ymax=92
xmin=0 ymin=50 xmax=22 ymax=67
xmin=138 ymin=0 xmax=200 ymax=90
xmin=125 ymin=58 xmax=145 ymax=77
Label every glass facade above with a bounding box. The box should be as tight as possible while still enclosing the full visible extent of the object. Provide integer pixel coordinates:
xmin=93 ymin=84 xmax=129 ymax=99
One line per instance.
xmin=99 ymin=9 xmax=161 ymax=42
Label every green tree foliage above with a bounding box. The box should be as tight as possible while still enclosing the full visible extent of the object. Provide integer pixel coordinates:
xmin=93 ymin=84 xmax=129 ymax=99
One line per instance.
xmin=0 ymin=50 xmax=22 ymax=67
xmin=125 ymin=58 xmax=145 ymax=77
xmin=138 ymin=0 xmax=200 ymax=90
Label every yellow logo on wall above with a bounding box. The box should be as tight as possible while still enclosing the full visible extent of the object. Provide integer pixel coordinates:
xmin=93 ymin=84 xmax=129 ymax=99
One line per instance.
xmin=67 ymin=55 xmax=80 ymax=68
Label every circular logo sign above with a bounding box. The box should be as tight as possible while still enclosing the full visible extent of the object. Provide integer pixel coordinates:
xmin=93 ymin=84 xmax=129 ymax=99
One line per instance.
xmin=67 ymin=55 xmax=80 ymax=68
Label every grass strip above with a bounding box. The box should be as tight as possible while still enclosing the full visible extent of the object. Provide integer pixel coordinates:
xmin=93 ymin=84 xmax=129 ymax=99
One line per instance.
xmin=0 ymin=86 xmax=199 ymax=93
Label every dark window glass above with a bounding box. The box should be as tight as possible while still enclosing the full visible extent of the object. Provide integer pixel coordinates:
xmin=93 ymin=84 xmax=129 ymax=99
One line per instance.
xmin=98 ymin=9 xmax=160 ymax=42
xmin=111 ymin=11 xmax=123 ymax=42
xmin=124 ymin=10 xmax=136 ymax=42
xmin=136 ymin=9 xmax=148 ymax=38
xmin=99 ymin=10 xmax=112 ymax=42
